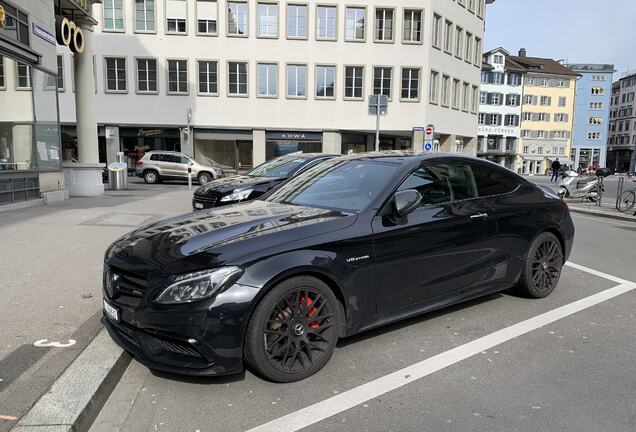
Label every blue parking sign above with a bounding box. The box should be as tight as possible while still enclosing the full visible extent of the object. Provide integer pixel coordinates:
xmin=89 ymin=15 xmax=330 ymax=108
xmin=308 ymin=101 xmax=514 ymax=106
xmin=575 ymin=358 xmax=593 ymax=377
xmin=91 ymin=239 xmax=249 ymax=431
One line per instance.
xmin=424 ymin=142 xmax=433 ymax=151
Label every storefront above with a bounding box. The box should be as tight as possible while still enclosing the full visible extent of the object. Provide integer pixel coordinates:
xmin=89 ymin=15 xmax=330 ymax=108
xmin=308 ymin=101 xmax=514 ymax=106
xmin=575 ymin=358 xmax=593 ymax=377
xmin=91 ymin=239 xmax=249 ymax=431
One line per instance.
xmin=265 ymin=131 xmax=322 ymax=160
xmin=341 ymin=133 xmax=368 ymax=154
xmin=60 ymin=125 xmax=107 ymax=164
xmin=194 ymin=129 xmax=253 ymax=173
xmin=120 ymin=127 xmax=180 ymax=174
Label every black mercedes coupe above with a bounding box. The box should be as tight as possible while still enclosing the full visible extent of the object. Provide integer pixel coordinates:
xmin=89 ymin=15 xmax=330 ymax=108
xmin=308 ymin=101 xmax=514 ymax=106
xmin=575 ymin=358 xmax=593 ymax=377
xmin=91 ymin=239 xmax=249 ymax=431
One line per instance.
xmin=191 ymin=153 xmax=335 ymax=210
xmin=103 ymin=153 xmax=574 ymax=382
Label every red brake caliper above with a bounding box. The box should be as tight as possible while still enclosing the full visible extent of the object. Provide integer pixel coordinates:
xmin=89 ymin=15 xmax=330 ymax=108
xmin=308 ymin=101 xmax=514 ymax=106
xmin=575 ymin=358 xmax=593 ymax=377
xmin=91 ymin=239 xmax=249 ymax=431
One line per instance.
xmin=300 ymin=295 xmax=320 ymax=329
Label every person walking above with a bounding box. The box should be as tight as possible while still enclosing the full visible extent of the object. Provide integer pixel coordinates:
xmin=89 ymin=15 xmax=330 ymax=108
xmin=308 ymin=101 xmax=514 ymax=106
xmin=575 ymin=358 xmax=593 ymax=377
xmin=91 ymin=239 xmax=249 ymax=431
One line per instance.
xmin=551 ymin=158 xmax=561 ymax=182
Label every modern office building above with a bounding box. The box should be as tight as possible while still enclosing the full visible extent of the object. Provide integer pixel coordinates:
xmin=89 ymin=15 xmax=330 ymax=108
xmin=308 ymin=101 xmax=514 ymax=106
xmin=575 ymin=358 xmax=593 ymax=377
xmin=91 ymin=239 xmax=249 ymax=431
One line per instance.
xmin=477 ymin=47 xmax=524 ymax=171
xmin=565 ymin=63 xmax=614 ymax=171
xmin=56 ymin=0 xmax=490 ymax=173
xmin=509 ymin=49 xmax=579 ymax=175
xmin=607 ymin=71 xmax=636 ymax=173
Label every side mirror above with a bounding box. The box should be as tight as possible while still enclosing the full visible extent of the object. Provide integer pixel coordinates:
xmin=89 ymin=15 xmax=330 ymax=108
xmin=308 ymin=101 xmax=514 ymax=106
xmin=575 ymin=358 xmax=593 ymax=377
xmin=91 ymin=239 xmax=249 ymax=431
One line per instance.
xmin=393 ymin=190 xmax=422 ymax=217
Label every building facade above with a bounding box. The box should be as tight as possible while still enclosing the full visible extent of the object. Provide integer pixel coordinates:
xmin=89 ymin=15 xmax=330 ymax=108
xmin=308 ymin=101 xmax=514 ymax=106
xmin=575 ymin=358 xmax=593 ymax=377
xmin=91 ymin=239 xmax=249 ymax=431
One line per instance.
xmin=607 ymin=72 xmax=636 ymax=173
xmin=477 ymin=47 xmax=524 ymax=171
xmin=56 ymin=0 xmax=489 ymax=173
xmin=565 ymin=64 xmax=613 ymax=171
xmin=509 ymin=50 xmax=579 ymax=175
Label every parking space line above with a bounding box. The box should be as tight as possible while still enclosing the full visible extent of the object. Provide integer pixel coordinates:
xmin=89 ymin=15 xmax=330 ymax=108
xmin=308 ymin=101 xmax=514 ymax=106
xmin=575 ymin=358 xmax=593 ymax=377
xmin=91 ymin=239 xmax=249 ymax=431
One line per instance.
xmin=246 ymin=265 xmax=635 ymax=432
xmin=566 ymin=261 xmax=636 ymax=286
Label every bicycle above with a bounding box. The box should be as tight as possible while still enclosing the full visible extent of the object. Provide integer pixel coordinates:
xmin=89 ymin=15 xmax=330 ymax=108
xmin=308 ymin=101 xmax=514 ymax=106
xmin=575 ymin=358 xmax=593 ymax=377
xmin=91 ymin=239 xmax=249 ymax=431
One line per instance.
xmin=616 ymin=178 xmax=636 ymax=213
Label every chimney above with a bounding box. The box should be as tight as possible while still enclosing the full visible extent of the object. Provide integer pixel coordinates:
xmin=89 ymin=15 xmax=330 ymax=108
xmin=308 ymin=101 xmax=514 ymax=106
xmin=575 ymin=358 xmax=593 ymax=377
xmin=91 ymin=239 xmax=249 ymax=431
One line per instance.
xmin=518 ymin=48 xmax=527 ymax=57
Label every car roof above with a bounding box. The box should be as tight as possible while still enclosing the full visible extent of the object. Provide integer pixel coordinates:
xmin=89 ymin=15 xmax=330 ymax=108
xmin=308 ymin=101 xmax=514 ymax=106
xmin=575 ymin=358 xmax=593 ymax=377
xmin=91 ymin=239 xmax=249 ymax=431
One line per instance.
xmin=278 ymin=152 xmax=338 ymax=160
xmin=335 ymin=151 xmax=488 ymax=164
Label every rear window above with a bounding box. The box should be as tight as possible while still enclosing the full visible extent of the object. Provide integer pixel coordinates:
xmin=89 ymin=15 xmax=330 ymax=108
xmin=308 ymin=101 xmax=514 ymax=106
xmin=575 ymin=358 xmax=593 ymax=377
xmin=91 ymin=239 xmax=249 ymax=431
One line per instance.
xmin=471 ymin=165 xmax=519 ymax=197
xmin=149 ymin=154 xmax=161 ymax=161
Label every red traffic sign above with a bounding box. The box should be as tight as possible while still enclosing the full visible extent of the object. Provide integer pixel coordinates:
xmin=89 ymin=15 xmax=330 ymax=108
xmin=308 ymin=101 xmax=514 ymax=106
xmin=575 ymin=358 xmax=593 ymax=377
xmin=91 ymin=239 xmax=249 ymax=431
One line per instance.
xmin=424 ymin=126 xmax=434 ymax=137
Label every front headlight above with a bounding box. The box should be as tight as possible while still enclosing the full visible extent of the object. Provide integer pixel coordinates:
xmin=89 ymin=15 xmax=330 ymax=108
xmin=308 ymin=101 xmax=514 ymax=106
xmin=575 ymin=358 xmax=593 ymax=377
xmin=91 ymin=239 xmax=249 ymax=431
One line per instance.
xmin=221 ymin=188 xmax=254 ymax=202
xmin=155 ymin=267 xmax=242 ymax=304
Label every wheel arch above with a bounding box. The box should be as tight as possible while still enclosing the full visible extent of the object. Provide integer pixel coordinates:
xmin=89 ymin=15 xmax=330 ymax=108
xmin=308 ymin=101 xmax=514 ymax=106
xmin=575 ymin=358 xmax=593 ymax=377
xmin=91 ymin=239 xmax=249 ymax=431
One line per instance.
xmin=197 ymin=170 xmax=214 ymax=180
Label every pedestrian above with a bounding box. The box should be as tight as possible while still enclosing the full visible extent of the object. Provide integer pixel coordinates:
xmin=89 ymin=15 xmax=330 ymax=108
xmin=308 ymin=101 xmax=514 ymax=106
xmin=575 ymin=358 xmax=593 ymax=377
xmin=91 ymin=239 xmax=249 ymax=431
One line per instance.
xmin=550 ymin=158 xmax=561 ymax=182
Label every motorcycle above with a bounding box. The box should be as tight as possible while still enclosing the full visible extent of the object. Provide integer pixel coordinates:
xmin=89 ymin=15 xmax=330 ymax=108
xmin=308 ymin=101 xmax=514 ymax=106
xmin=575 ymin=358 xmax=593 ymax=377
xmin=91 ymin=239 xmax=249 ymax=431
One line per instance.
xmin=557 ymin=170 xmax=602 ymax=202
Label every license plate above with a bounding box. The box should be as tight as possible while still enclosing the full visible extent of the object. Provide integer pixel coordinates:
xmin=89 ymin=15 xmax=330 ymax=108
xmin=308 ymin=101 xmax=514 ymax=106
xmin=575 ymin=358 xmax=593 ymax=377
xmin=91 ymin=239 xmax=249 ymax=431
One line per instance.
xmin=103 ymin=299 xmax=119 ymax=322
xmin=194 ymin=202 xmax=203 ymax=209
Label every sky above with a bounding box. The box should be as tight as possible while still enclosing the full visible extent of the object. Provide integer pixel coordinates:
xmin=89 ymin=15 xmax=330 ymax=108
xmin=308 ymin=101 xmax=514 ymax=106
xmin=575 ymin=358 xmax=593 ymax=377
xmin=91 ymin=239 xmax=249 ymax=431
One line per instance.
xmin=483 ymin=0 xmax=636 ymax=78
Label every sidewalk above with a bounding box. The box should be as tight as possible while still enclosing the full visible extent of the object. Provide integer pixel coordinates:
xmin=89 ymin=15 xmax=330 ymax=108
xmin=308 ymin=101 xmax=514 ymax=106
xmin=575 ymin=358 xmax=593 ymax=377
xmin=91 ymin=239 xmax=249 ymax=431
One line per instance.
xmin=0 ymin=180 xmax=194 ymax=431
xmin=566 ymin=199 xmax=636 ymax=221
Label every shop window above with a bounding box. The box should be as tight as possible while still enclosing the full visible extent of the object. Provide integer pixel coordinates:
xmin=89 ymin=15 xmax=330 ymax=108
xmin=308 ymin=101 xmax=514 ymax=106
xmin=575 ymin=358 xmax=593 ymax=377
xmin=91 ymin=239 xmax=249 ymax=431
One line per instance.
xmin=167 ymin=59 xmax=188 ymax=94
xmin=342 ymin=134 xmax=367 ymax=154
xmin=166 ymin=0 xmax=187 ymax=33
xmin=198 ymin=60 xmax=218 ymax=95
xmin=403 ymin=9 xmax=422 ymax=43
xmin=287 ymin=4 xmax=307 ymax=39
xmin=135 ymin=0 xmax=156 ymax=32
xmin=103 ymin=0 xmax=125 ymax=31
xmin=266 ymin=141 xmax=321 ymax=160
xmin=228 ymin=61 xmax=248 ymax=96
xmin=257 ymin=3 xmax=278 ymax=37
xmin=286 ymin=64 xmax=306 ymax=98
xmin=105 ymin=57 xmax=127 ymax=92
xmin=136 ymin=58 xmax=157 ymax=93
xmin=373 ymin=67 xmax=391 ymax=98
xmin=345 ymin=7 xmax=365 ymax=41
xmin=196 ymin=0 xmax=217 ymax=34
xmin=316 ymin=65 xmax=335 ymax=99
xmin=316 ymin=5 xmax=337 ymax=40
xmin=228 ymin=1 xmax=248 ymax=36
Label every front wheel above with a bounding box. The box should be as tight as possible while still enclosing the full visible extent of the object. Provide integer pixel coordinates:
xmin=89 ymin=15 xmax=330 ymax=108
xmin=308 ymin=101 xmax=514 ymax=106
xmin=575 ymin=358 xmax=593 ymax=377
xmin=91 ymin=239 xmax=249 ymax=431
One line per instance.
xmin=517 ymin=232 xmax=564 ymax=298
xmin=557 ymin=189 xmax=567 ymax=200
xmin=244 ymin=276 xmax=340 ymax=382
xmin=617 ymin=190 xmax=636 ymax=213
xmin=143 ymin=170 xmax=159 ymax=184
xmin=197 ymin=172 xmax=212 ymax=185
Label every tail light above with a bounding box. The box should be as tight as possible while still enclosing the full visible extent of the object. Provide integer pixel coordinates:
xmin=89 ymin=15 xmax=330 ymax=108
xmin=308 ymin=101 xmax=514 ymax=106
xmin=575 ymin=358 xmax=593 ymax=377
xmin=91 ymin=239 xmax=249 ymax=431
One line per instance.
xmin=136 ymin=160 xmax=144 ymax=166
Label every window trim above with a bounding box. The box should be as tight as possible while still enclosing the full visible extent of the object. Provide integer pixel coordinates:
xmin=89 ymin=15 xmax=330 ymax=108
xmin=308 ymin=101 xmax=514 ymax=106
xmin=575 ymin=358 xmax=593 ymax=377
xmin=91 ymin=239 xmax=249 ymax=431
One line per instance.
xmin=372 ymin=65 xmax=393 ymax=101
xmin=429 ymin=69 xmax=439 ymax=105
xmin=164 ymin=0 xmax=189 ymax=35
xmin=103 ymin=56 xmax=128 ymax=94
xmin=373 ymin=6 xmax=395 ymax=44
xmin=286 ymin=2 xmax=309 ymax=40
xmin=256 ymin=1 xmax=279 ymax=39
xmin=227 ymin=60 xmax=250 ymax=97
xmin=399 ymin=66 xmax=421 ymax=103
xmin=431 ymin=12 xmax=442 ymax=50
xmin=344 ymin=5 xmax=367 ymax=42
xmin=255 ymin=61 xmax=279 ymax=98
xmin=285 ymin=62 xmax=308 ymax=99
xmin=166 ymin=57 xmax=189 ymax=95
xmin=134 ymin=56 xmax=159 ymax=94
xmin=443 ymin=19 xmax=453 ymax=54
xmin=315 ymin=3 xmax=338 ymax=41
xmin=102 ymin=0 xmax=126 ymax=33
xmin=15 ymin=63 xmax=32 ymax=91
xmin=450 ymin=77 xmax=460 ymax=110
xmin=314 ymin=63 xmax=337 ymax=100
xmin=401 ymin=8 xmax=423 ymax=45
xmin=195 ymin=0 xmax=219 ymax=36
xmin=196 ymin=58 xmax=220 ymax=97
xmin=227 ymin=0 xmax=249 ymax=38
xmin=343 ymin=64 xmax=365 ymax=101
xmin=133 ymin=0 xmax=157 ymax=34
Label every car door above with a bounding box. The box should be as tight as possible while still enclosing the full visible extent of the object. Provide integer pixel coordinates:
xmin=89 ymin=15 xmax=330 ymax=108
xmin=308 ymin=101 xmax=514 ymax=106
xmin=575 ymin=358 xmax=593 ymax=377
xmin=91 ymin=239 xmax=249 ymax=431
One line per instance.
xmin=371 ymin=162 xmax=499 ymax=315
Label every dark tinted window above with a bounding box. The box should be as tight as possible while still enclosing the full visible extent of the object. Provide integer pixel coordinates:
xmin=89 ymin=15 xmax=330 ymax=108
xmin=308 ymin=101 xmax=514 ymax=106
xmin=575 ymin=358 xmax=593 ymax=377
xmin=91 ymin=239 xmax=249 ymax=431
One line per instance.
xmin=159 ymin=154 xmax=180 ymax=163
xmin=248 ymin=157 xmax=308 ymax=178
xmin=471 ymin=165 xmax=519 ymax=197
xmin=150 ymin=154 xmax=161 ymax=161
xmin=398 ymin=164 xmax=477 ymax=205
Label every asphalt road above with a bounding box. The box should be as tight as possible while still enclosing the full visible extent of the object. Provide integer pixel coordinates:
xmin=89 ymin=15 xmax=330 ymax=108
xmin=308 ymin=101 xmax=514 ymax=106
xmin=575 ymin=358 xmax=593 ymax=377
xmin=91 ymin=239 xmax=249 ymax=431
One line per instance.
xmin=90 ymin=213 xmax=636 ymax=432
xmin=528 ymin=175 xmax=636 ymax=203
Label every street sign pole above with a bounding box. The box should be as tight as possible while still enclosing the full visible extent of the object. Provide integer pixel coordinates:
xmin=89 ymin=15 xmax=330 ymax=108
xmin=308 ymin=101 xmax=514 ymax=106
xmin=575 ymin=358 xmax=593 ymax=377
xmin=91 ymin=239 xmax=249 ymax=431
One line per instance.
xmin=369 ymin=95 xmax=388 ymax=152
xmin=186 ymin=108 xmax=193 ymax=191
xmin=375 ymin=96 xmax=380 ymax=152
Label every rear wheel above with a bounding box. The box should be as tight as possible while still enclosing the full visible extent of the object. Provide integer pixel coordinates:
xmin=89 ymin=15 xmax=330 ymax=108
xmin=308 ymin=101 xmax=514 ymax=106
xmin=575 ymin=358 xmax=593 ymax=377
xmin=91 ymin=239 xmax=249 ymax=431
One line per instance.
xmin=617 ymin=190 xmax=636 ymax=213
xmin=143 ymin=170 xmax=159 ymax=184
xmin=244 ymin=276 xmax=340 ymax=382
xmin=517 ymin=232 xmax=563 ymax=298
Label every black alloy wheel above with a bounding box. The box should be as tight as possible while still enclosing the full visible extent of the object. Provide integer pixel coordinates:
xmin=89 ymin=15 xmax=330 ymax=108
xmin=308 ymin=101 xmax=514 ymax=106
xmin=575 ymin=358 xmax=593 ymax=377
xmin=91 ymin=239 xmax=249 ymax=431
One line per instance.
xmin=517 ymin=232 xmax=563 ymax=298
xmin=244 ymin=276 xmax=340 ymax=382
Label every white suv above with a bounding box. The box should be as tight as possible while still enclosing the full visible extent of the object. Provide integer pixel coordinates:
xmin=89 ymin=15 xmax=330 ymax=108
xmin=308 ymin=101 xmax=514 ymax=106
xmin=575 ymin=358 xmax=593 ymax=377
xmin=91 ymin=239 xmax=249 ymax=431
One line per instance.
xmin=135 ymin=151 xmax=224 ymax=184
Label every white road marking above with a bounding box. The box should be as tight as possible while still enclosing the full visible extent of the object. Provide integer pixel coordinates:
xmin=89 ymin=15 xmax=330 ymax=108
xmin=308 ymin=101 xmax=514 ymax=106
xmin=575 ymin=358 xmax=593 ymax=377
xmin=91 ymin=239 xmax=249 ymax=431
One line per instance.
xmin=246 ymin=264 xmax=636 ymax=432
xmin=33 ymin=339 xmax=77 ymax=348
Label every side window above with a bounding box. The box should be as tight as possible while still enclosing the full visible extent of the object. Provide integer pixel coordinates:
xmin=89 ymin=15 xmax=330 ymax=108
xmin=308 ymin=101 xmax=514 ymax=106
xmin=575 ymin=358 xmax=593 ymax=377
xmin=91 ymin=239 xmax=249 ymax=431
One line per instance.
xmin=398 ymin=164 xmax=476 ymax=206
xmin=471 ymin=164 xmax=520 ymax=197
xmin=180 ymin=156 xmax=190 ymax=164
xmin=150 ymin=154 xmax=161 ymax=161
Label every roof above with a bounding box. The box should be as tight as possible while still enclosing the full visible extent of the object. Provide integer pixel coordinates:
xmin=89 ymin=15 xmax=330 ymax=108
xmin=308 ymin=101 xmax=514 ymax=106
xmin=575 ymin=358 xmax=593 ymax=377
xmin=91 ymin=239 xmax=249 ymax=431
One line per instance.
xmin=508 ymin=56 xmax=580 ymax=77
xmin=565 ymin=64 xmax=615 ymax=73
xmin=505 ymin=57 xmax=528 ymax=72
xmin=338 ymin=151 xmax=493 ymax=165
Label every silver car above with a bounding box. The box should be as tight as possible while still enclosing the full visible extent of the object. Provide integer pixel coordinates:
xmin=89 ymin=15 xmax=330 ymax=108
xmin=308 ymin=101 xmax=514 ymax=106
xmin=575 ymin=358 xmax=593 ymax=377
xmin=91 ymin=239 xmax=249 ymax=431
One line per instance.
xmin=135 ymin=151 xmax=224 ymax=184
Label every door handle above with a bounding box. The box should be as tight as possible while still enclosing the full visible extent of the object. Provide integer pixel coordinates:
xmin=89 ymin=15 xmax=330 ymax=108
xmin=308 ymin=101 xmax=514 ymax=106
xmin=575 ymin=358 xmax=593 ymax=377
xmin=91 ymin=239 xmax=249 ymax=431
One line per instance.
xmin=470 ymin=212 xmax=489 ymax=220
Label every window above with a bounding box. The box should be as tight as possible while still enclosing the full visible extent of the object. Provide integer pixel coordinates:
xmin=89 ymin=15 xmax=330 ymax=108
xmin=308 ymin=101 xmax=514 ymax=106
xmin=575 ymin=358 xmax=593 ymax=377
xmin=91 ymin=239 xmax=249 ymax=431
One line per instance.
xmin=344 ymin=66 xmax=364 ymax=99
xmin=478 ymin=113 xmax=486 ymax=125
xmin=403 ymin=9 xmax=422 ymax=43
xmin=287 ymin=64 xmax=306 ymax=98
xmin=398 ymin=164 xmax=476 ymax=205
xmin=228 ymin=61 xmax=248 ymax=95
xmin=256 ymin=3 xmax=277 ymax=37
xmin=345 ymin=7 xmax=365 ymax=41
xmin=539 ymin=78 xmax=548 ymax=87
xmin=471 ymin=165 xmax=519 ymax=197
xmin=429 ymin=70 xmax=439 ymax=104
xmin=135 ymin=0 xmax=156 ymax=32
xmin=0 ymin=56 xmax=5 ymax=89
xmin=493 ymin=54 xmax=503 ymax=64
xmin=105 ymin=57 xmax=126 ymax=92
xmin=432 ymin=14 xmax=442 ymax=48
xmin=488 ymin=114 xmax=501 ymax=126
xmin=455 ymin=26 xmax=464 ymax=58
xmin=504 ymin=114 xmax=519 ymax=126
xmin=523 ymin=112 xmax=532 ymax=121
xmin=103 ymin=0 xmax=124 ymax=31
xmin=316 ymin=5 xmax=337 ymax=40
xmin=522 ymin=145 xmax=529 ymax=154
xmin=464 ymin=33 xmax=473 ymax=63
xmin=477 ymin=0 xmax=485 ymax=16
xmin=16 ymin=63 xmax=31 ymax=89
xmin=461 ymin=82 xmax=469 ymax=111
xmin=506 ymin=94 xmax=520 ymax=106
xmin=451 ymin=78 xmax=460 ymax=108
xmin=316 ymin=65 xmax=336 ymax=98
xmin=591 ymin=86 xmax=604 ymax=95
xmin=555 ymin=113 xmax=568 ymax=122
xmin=540 ymin=95 xmax=551 ymax=105
xmin=196 ymin=0 xmax=217 ymax=34
xmin=287 ymin=4 xmax=307 ymax=39
xmin=468 ymin=0 xmax=476 ymax=12
xmin=558 ymin=96 xmax=566 ymax=107
xmin=474 ymin=37 xmax=482 ymax=65
xmin=166 ymin=0 xmax=187 ymax=33
xmin=57 ymin=55 xmax=64 ymax=90
xmin=167 ymin=59 xmax=188 ymax=93
xmin=491 ymin=72 xmax=503 ymax=85
xmin=489 ymin=92 xmax=502 ymax=105
xmin=559 ymin=147 xmax=565 ymax=155
xmin=588 ymin=132 xmax=601 ymax=140
xmin=401 ymin=68 xmax=420 ymax=100
xmin=537 ymin=113 xmax=548 ymax=122
xmin=508 ymin=73 xmax=520 ymax=86
xmin=228 ymin=1 xmax=248 ymax=36
xmin=471 ymin=85 xmax=479 ymax=112
xmin=198 ymin=60 xmax=218 ymax=94
xmin=524 ymin=95 xmax=536 ymax=105
xmin=589 ymin=102 xmax=603 ymax=110
xmin=137 ymin=58 xmax=157 ymax=93
xmin=537 ymin=131 xmax=546 ymax=139
xmin=479 ymin=91 xmax=487 ymax=105
xmin=374 ymin=8 xmax=394 ymax=41
xmin=537 ymin=146 xmax=543 ymax=155
xmin=443 ymin=20 xmax=453 ymax=53
xmin=373 ymin=67 xmax=391 ymax=98
xmin=257 ymin=63 xmax=277 ymax=97
xmin=442 ymin=76 xmax=451 ymax=106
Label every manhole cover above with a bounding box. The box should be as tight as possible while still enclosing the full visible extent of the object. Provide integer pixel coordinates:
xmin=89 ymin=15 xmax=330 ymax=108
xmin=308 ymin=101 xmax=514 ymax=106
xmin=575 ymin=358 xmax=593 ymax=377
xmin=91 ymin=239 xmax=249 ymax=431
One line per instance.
xmin=81 ymin=213 xmax=161 ymax=227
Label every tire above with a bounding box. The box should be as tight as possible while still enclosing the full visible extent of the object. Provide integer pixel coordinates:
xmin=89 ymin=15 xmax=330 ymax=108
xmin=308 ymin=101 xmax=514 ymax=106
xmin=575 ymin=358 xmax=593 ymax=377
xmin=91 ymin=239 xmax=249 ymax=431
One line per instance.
xmin=617 ymin=190 xmax=636 ymax=213
xmin=143 ymin=170 xmax=160 ymax=184
xmin=244 ymin=276 xmax=340 ymax=382
xmin=197 ymin=172 xmax=212 ymax=185
xmin=517 ymin=232 xmax=564 ymax=299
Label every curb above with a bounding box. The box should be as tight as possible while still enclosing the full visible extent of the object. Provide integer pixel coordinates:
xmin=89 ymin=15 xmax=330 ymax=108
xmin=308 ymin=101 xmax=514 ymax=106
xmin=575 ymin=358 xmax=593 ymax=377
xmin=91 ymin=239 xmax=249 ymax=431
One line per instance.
xmin=568 ymin=205 xmax=636 ymax=222
xmin=11 ymin=329 xmax=131 ymax=432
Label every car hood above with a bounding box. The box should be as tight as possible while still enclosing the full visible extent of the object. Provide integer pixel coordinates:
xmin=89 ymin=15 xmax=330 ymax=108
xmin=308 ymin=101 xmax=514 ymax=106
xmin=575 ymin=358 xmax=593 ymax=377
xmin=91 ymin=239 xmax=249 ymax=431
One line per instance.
xmin=113 ymin=200 xmax=355 ymax=274
xmin=194 ymin=175 xmax=282 ymax=195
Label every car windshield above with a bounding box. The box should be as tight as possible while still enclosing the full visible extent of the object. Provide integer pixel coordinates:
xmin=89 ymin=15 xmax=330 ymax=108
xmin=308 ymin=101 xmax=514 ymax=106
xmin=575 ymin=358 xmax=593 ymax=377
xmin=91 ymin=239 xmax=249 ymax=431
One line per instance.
xmin=265 ymin=159 xmax=399 ymax=212
xmin=247 ymin=157 xmax=307 ymax=178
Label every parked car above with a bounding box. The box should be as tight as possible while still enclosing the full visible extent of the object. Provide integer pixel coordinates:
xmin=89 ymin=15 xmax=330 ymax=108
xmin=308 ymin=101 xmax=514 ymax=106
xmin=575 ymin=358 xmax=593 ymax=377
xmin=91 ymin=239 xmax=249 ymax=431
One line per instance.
xmin=103 ymin=153 xmax=574 ymax=382
xmin=192 ymin=153 xmax=335 ymax=210
xmin=135 ymin=151 xmax=224 ymax=184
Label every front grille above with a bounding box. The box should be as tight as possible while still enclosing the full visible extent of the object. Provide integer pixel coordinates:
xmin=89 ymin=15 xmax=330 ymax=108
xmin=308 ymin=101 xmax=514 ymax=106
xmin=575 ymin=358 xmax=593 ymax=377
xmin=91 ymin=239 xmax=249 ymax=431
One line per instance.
xmin=105 ymin=265 xmax=148 ymax=306
xmin=194 ymin=194 xmax=218 ymax=206
xmin=153 ymin=337 xmax=202 ymax=357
